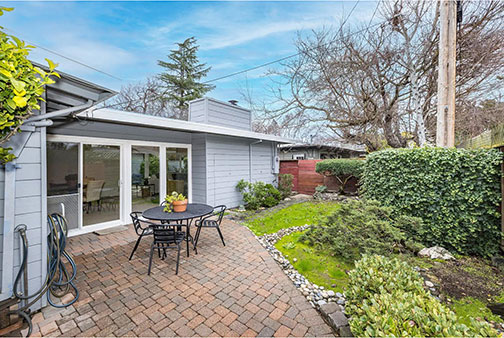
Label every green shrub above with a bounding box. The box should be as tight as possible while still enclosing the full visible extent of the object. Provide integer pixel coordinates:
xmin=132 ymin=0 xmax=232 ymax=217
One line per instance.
xmin=300 ymin=199 xmax=423 ymax=261
xmin=316 ymin=158 xmax=365 ymax=177
xmin=278 ymin=173 xmax=294 ymax=198
xmin=0 ymin=7 xmax=60 ymax=164
xmin=316 ymin=159 xmax=364 ymax=193
xmin=346 ymin=255 xmax=498 ymax=337
xmin=313 ymin=185 xmax=327 ymax=200
xmin=362 ymin=147 xmax=503 ymax=257
xmin=236 ymin=179 xmax=283 ymax=210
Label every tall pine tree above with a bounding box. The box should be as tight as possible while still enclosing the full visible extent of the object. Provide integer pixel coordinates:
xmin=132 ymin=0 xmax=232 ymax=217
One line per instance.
xmin=158 ymin=37 xmax=214 ymax=119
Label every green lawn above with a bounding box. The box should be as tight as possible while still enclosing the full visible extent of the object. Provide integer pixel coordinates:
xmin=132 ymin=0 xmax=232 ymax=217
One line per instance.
xmin=244 ymin=201 xmax=341 ymax=236
xmin=275 ymin=231 xmax=353 ymax=292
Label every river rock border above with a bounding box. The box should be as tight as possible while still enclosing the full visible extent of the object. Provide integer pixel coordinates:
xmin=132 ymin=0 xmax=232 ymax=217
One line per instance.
xmin=256 ymin=226 xmax=352 ymax=336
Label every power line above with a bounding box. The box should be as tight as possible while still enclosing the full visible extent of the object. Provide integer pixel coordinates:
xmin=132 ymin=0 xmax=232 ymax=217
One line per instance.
xmin=105 ymin=0 xmax=379 ymax=110
xmin=203 ymin=0 xmax=370 ymax=84
xmin=4 ymin=27 xmax=124 ymax=81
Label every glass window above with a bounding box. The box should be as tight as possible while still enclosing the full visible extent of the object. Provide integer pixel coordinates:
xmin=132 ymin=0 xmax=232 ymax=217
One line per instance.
xmin=166 ymin=148 xmax=188 ymax=198
xmin=132 ymin=146 xmax=160 ymax=212
xmin=83 ymin=144 xmax=120 ymax=226
xmin=47 ymin=142 xmax=79 ymax=230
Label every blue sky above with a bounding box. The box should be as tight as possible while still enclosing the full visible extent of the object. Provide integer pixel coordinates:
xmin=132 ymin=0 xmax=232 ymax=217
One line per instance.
xmin=2 ymin=1 xmax=378 ymax=106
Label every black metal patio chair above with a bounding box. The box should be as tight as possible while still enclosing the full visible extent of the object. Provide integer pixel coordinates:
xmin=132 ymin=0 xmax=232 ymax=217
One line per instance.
xmin=129 ymin=212 xmax=156 ymax=260
xmin=148 ymin=224 xmax=185 ymax=275
xmin=194 ymin=205 xmax=227 ymax=248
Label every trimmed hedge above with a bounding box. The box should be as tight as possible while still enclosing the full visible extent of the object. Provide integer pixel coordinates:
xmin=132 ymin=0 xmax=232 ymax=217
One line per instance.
xmin=346 ymin=255 xmax=498 ymax=337
xmin=316 ymin=159 xmax=364 ymax=193
xmin=315 ymin=158 xmax=364 ymax=178
xmin=362 ymin=148 xmax=503 ymax=257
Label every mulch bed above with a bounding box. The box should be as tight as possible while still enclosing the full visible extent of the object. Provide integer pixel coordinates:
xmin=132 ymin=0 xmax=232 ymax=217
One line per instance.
xmin=429 ymin=257 xmax=504 ymax=301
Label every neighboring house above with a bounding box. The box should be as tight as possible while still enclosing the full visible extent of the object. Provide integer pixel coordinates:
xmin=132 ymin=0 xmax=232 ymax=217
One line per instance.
xmin=278 ymin=143 xmax=365 ymax=160
xmin=0 ymin=68 xmax=293 ymax=309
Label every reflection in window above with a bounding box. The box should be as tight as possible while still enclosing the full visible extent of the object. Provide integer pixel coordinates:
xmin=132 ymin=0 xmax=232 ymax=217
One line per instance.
xmin=166 ymin=148 xmax=188 ymax=198
xmin=132 ymin=146 xmax=160 ymax=212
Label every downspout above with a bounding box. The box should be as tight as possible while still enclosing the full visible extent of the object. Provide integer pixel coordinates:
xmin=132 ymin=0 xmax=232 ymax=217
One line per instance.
xmin=249 ymin=139 xmax=262 ymax=182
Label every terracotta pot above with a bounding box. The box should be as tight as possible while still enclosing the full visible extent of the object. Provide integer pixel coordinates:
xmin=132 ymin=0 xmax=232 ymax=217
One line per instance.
xmin=172 ymin=199 xmax=188 ymax=212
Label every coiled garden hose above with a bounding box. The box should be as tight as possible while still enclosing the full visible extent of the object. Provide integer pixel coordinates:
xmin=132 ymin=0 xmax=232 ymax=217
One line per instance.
xmin=12 ymin=213 xmax=79 ymax=337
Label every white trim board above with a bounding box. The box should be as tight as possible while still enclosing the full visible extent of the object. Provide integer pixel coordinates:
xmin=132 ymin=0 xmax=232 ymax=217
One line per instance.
xmin=79 ymin=108 xmax=297 ymax=144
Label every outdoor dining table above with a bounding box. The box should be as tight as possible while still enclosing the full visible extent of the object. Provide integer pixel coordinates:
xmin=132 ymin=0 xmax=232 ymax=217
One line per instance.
xmin=142 ymin=203 xmax=214 ymax=257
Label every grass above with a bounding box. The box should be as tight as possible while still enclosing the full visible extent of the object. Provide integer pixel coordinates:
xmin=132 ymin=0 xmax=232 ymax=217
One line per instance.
xmin=244 ymin=201 xmax=341 ymax=236
xmin=451 ymin=297 xmax=503 ymax=326
xmin=275 ymin=231 xmax=352 ymax=292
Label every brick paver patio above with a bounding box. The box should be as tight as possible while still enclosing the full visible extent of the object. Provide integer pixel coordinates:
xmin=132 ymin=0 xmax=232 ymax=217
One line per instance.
xmin=24 ymin=219 xmax=334 ymax=337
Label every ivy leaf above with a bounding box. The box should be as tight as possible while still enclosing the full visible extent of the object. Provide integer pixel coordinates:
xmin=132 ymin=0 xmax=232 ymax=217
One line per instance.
xmin=45 ymin=58 xmax=58 ymax=71
xmin=10 ymin=78 xmax=25 ymax=92
xmin=13 ymin=95 xmax=27 ymax=107
xmin=0 ymin=68 xmax=12 ymax=78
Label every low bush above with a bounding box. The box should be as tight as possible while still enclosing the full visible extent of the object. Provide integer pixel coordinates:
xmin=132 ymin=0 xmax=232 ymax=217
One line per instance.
xmin=236 ymin=179 xmax=283 ymax=210
xmin=362 ymin=147 xmax=503 ymax=257
xmin=278 ymin=173 xmax=294 ymax=198
xmin=316 ymin=159 xmax=364 ymax=194
xmin=313 ymin=185 xmax=327 ymax=200
xmin=346 ymin=255 xmax=498 ymax=337
xmin=300 ymin=199 xmax=423 ymax=261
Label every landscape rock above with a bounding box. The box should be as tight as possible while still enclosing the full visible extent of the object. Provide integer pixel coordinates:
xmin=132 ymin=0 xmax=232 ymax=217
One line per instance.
xmin=291 ymin=193 xmax=313 ymax=200
xmin=328 ymin=311 xmax=348 ymax=328
xmin=339 ymin=325 xmax=353 ymax=337
xmin=425 ymin=280 xmax=434 ymax=288
xmin=319 ymin=303 xmax=342 ymax=316
xmin=418 ymin=246 xmax=455 ymax=260
xmin=256 ymin=224 xmax=352 ymax=336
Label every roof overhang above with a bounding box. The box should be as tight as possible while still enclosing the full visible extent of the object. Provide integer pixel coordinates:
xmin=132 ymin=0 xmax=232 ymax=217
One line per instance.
xmin=32 ymin=61 xmax=117 ymax=112
xmin=78 ymin=108 xmax=297 ymax=144
xmin=279 ymin=142 xmax=366 ymax=152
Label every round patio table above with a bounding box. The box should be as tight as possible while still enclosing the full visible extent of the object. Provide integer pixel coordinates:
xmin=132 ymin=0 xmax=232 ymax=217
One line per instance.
xmin=142 ymin=203 xmax=213 ymax=256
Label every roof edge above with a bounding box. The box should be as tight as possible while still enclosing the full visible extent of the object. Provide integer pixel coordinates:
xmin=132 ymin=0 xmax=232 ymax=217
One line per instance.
xmin=79 ymin=108 xmax=297 ymax=144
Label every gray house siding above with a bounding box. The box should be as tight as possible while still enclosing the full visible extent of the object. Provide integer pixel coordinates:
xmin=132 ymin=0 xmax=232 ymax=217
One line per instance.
xmin=191 ymin=134 xmax=207 ymax=204
xmin=205 ymin=135 xmax=277 ymax=208
xmin=189 ymin=98 xmax=251 ymax=131
xmin=0 ymin=130 xmax=47 ymax=310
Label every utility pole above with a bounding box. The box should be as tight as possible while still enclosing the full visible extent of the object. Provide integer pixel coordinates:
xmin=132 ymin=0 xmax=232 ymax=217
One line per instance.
xmin=436 ymin=0 xmax=457 ymax=147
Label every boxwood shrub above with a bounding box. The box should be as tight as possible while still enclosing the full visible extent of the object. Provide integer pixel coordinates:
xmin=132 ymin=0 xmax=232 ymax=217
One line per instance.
xmin=315 ymin=158 xmax=365 ymax=178
xmin=361 ymin=147 xmax=503 ymax=257
xmin=346 ymin=255 xmax=498 ymax=337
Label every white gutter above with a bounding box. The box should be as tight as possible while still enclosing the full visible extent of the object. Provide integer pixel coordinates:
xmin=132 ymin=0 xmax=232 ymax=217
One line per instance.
xmin=26 ymin=100 xmax=93 ymax=122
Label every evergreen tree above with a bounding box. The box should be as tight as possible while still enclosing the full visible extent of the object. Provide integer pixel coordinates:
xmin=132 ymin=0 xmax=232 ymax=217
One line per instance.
xmin=158 ymin=37 xmax=214 ymax=119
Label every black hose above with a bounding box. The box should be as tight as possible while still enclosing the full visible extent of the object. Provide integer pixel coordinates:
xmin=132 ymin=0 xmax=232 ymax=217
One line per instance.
xmin=12 ymin=213 xmax=79 ymax=337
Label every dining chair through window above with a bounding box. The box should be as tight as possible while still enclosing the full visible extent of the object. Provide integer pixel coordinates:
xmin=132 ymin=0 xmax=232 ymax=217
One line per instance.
xmin=194 ymin=205 xmax=226 ymax=249
xmin=129 ymin=212 xmax=155 ymax=260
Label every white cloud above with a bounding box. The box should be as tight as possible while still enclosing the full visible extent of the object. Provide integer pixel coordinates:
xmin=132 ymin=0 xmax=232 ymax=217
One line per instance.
xmin=200 ymin=19 xmax=324 ymax=50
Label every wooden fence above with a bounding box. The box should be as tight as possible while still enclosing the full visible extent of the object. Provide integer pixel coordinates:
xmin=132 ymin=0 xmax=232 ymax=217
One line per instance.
xmin=279 ymin=160 xmax=324 ymax=194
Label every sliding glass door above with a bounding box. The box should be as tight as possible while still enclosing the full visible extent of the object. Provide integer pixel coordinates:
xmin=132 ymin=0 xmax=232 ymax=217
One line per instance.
xmin=83 ymin=144 xmax=121 ymax=226
xmin=47 ymin=135 xmax=191 ymax=236
xmin=166 ymin=148 xmax=188 ymax=197
xmin=131 ymin=146 xmax=160 ymax=212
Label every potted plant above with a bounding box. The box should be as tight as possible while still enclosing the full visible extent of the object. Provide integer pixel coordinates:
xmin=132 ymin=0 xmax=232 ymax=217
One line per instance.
xmin=163 ymin=191 xmax=188 ymax=213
